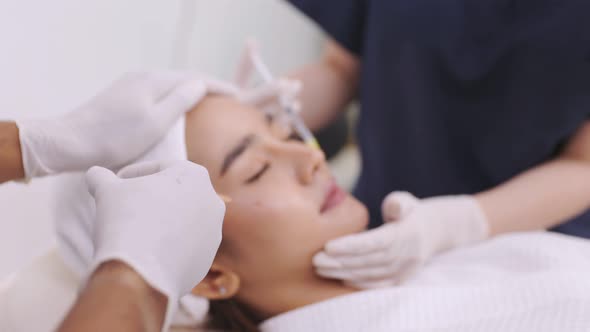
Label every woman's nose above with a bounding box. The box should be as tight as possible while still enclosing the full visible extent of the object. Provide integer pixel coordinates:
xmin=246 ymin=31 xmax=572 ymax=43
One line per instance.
xmin=294 ymin=145 xmax=325 ymax=184
xmin=267 ymin=139 xmax=326 ymax=183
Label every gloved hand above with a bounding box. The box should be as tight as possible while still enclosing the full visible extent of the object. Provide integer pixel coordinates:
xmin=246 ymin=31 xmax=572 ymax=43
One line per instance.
xmin=55 ymin=118 xmax=188 ymax=278
xmin=16 ymin=71 xmax=235 ymax=178
xmin=84 ymin=160 xmax=225 ymax=331
xmin=313 ymin=192 xmax=489 ymax=289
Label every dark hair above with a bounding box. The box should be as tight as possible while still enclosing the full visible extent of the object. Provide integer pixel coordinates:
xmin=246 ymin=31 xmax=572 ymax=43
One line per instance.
xmin=207 ymin=299 xmax=261 ymax=332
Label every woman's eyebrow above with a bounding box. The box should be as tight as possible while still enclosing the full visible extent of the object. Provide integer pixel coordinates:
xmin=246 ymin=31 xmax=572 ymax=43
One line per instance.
xmin=220 ymin=134 xmax=256 ymax=176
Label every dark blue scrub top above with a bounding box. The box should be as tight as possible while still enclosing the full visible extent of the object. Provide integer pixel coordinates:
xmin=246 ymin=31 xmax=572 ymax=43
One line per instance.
xmin=287 ymin=0 xmax=590 ymax=237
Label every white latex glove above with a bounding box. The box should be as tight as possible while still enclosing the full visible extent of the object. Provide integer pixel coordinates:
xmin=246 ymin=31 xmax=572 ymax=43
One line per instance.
xmin=55 ymin=118 xmax=187 ymax=278
xmin=84 ymin=160 xmax=225 ymax=331
xmin=16 ymin=71 xmax=234 ymax=178
xmin=55 ymin=119 xmax=211 ymax=327
xmin=313 ymin=192 xmax=489 ymax=289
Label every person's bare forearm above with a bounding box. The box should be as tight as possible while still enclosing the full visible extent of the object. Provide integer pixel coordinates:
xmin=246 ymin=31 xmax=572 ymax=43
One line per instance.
xmin=476 ymin=158 xmax=590 ymax=235
xmin=477 ymin=122 xmax=590 ymax=235
xmin=288 ymin=40 xmax=360 ymax=130
xmin=0 ymin=121 xmax=24 ymax=183
xmin=57 ymin=261 xmax=167 ymax=332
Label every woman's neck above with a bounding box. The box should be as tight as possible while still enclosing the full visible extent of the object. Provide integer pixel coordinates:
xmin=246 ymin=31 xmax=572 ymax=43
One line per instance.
xmin=238 ymin=272 xmax=358 ymax=321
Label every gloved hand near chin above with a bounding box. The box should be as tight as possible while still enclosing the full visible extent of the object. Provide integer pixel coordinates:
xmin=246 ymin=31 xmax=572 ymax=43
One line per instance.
xmin=83 ymin=160 xmax=225 ymax=331
xmin=313 ymin=192 xmax=490 ymax=289
xmin=15 ymin=71 xmax=236 ymax=178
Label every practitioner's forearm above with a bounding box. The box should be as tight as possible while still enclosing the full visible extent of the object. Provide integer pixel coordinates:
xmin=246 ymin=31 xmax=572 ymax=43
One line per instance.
xmin=0 ymin=121 xmax=24 ymax=184
xmin=476 ymin=158 xmax=590 ymax=235
xmin=476 ymin=122 xmax=590 ymax=235
xmin=57 ymin=261 xmax=167 ymax=332
xmin=288 ymin=40 xmax=360 ymax=131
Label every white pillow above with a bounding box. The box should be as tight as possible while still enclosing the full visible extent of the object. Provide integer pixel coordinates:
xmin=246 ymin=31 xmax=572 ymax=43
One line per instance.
xmin=0 ymin=249 xmax=78 ymax=332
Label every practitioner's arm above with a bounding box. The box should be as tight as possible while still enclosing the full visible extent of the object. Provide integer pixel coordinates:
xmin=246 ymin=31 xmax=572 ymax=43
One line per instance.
xmin=0 ymin=121 xmax=24 ymax=184
xmin=313 ymin=122 xmax=590 ymax=289
xmin=57 ymin=261 xmax=167 ymax=332
xmin=288 ymin=39 xmax=360 ymax=131
xmin=477 ymin=121 xmax=590 ymax=234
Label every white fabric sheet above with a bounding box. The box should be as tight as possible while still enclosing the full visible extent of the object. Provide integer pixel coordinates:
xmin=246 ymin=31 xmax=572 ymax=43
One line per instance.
xmin=261 ymin=232 xmax=590 ymax=332
xmin=0 ymin=248 xmax=209 ymax=332
xmin=3 ymin=232 xmax=590 ymax=331
xmin=0 ymin=250 xmax=78 ymax=332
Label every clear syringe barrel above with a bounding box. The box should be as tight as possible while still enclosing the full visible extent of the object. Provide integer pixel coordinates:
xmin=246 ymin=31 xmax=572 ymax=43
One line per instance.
xmin=250 ymin=47 xmax=320 ymax=149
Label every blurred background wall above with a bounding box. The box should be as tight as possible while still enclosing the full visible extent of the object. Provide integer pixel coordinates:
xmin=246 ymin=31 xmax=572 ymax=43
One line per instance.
xmin=0 ymin=0 xmax=325 ymax=279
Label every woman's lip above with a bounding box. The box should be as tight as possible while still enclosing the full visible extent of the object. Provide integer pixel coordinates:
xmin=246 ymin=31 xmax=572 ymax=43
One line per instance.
xmin=321 ymin=181 xmax=346 ymax=214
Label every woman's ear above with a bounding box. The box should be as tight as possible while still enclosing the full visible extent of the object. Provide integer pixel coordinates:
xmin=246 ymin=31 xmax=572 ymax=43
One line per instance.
xmin=191 ymin=264 xmax=240 ymax=300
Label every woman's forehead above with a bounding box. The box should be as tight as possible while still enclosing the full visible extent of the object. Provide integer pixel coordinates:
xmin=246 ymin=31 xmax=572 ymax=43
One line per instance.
xmin=188 ymin=97 xmax=266 ymax=132
xmin=185 ymin=97 xmax=267 ymax=168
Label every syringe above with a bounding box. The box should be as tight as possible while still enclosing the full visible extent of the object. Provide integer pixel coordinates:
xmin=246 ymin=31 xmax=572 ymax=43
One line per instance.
xmin=249 ymin=49 xmax=320 ymax=150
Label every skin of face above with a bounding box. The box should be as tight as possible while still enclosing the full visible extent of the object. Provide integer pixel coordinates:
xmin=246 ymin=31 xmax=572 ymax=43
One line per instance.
xmin=185 ymin=96 xmax=368 ymax=317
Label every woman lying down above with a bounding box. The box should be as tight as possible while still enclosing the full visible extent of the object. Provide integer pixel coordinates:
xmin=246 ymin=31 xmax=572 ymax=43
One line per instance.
xmin=49 ymin=96 xmax=590 ymax=332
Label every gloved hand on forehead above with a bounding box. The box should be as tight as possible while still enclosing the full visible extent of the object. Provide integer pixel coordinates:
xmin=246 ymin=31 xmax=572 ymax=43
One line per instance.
xmin=84 ymin=159 xmax=225 ymax=332
xmin=313 ymin=192 xmax=490 ymax=289
xmin=16 ymin=71 xmax=236 ymax=178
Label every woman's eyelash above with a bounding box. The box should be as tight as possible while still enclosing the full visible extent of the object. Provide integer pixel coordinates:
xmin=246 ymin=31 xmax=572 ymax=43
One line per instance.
xmin=245 ymin=162 xmax=271 ymax=184
xmin=242 ymin=130 xmax=298 ymax=184
xmin=286 ymin=131 xmax=302 ymax=142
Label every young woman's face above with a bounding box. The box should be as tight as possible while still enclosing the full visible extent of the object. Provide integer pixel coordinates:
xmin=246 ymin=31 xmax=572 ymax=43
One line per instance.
xmin=185 ymin=96 xmax=368 ymax=289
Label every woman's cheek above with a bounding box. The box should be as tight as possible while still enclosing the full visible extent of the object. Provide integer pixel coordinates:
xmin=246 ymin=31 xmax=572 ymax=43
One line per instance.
xmin=224 ymin=193 xmax=295 ymax=230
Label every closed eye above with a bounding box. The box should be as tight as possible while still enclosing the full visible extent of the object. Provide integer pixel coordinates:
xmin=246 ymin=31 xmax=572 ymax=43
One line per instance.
xmin=286 ymin=131 xmax=302 ymax=142
xmin=245 ymin=162 xmax=271 ymax=184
